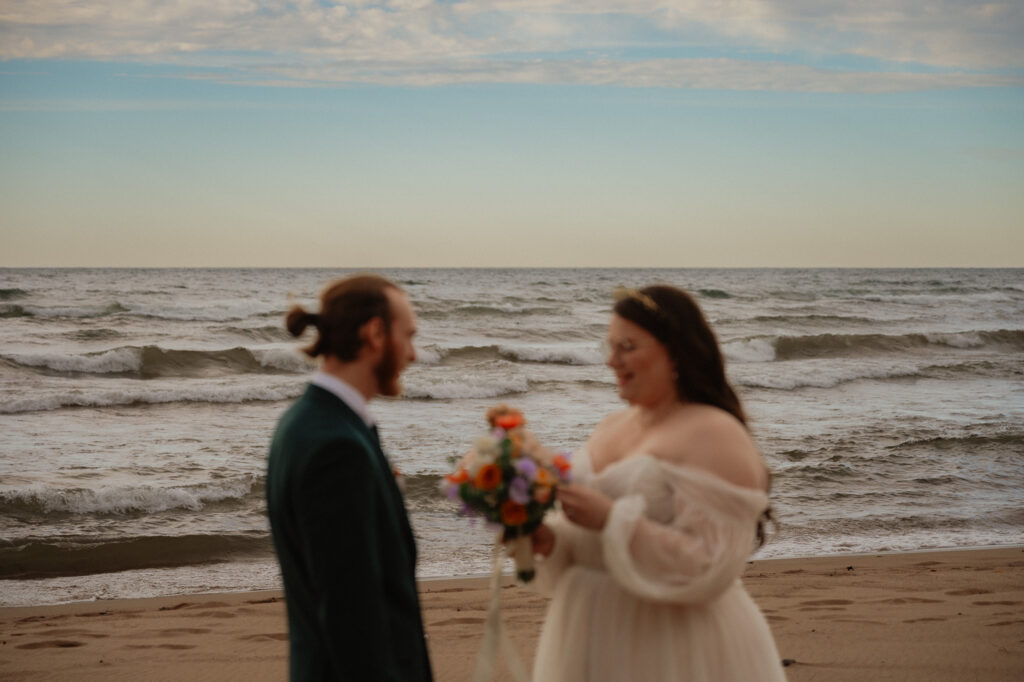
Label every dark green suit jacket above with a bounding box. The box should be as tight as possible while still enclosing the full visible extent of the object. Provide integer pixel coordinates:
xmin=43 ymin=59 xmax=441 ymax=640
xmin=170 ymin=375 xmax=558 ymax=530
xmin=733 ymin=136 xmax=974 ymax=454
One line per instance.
xmin=267 ymin=384 xmax=432 ymax=681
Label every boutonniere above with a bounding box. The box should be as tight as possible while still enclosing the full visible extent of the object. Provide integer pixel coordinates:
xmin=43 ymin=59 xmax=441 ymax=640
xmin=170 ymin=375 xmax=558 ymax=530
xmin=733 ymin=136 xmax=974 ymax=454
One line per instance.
xmin=393 ymin=466 xmax=406 ymax=494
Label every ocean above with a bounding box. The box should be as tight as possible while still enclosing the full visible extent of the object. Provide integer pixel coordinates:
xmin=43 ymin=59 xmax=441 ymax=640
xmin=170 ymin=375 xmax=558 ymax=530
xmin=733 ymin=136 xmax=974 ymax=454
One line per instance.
xmin=1 ymin=267 xmax=1022 ymax=607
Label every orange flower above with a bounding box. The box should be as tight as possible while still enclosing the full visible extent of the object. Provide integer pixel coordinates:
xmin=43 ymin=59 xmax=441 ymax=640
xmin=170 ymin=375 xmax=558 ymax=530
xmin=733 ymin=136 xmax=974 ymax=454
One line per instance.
xmin=496 ymin=413 xmax=524 ymax=430
xmin=552 ymin=454 xmax=571 ymax=476
xmin=534 ymin=468 xmax=555 ymax=486
xmin=501 ymin=500 xmax=528 ymax=526
xmin=474 ymin=464 xmax=502 ymax=491
xmin=446 ymin=469 xmax=469 ymax=484
xmin=533 ymin=485 xmax=553 ymax=504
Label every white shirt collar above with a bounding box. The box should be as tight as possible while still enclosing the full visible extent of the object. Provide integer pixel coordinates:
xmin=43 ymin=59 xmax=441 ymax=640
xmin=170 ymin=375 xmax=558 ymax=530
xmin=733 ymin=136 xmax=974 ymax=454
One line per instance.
xmin=310 ymin=371 xmax=376 ymax=428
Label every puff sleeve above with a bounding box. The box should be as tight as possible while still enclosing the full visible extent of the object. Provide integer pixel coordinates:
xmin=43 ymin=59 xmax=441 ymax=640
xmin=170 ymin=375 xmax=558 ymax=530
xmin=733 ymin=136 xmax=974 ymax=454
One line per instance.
xmin=601 ymin=462 xmax=767 ymax=605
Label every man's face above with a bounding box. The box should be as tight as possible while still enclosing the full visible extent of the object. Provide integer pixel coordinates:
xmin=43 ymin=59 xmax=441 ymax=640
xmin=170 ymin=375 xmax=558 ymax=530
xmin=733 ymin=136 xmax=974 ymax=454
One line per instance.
xmin=375 ymin=289 xmax=417 ymax=397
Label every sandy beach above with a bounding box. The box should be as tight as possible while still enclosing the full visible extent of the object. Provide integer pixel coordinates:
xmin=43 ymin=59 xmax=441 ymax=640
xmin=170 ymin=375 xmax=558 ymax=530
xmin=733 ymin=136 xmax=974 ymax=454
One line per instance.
xmin=2 ymin=547 xmax=1021 ymax=681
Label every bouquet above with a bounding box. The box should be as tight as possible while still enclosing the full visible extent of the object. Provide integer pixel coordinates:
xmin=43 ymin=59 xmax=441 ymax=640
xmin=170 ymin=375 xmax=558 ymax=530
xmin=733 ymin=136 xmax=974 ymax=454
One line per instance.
xmin=442 ymin=405 xmax=571 ymax=582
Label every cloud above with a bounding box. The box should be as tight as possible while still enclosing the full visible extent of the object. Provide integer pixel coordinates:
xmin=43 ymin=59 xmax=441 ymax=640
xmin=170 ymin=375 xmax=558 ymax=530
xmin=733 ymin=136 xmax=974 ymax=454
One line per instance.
xmin=1 ymin=1 xmax=1021 ymax=91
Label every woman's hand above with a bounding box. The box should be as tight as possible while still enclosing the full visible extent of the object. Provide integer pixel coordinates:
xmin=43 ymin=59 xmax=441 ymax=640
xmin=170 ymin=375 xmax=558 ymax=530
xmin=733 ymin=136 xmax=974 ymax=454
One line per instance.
xmin=531 ymin=523 xmax=555 ymax=557
xmin=558 ymin=484 xmax=613 ymax=530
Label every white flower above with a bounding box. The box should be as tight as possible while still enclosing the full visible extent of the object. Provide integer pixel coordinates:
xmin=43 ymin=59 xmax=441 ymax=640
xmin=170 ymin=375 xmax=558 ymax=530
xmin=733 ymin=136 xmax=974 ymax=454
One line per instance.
xmin=474 ymin=436 xmax=499 ymax=457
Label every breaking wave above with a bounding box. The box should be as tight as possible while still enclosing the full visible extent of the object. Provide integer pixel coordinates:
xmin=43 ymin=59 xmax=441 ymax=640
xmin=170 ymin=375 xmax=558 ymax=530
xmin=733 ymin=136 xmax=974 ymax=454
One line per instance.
xmin=403 ymin=375 xmax=530 ymax=400
xmin=0 ymin=383 xmax=304 ymax=414
xmin=724 ymin=329 xmax=1024 ymax=363
xmin=0 ymin=478 xmax=262 ymax=517
xmin=2 ymin=345 xmax=313 ymax=378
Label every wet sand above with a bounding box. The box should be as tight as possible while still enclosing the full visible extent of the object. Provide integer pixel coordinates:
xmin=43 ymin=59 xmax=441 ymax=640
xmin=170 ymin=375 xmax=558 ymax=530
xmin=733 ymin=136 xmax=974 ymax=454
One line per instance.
xmin=1 ymin=547 xmax=1021 ymax=681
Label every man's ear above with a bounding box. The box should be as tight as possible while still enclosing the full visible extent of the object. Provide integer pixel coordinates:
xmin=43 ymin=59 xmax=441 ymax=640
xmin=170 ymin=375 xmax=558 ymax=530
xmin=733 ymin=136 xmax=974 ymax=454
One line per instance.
xmin=360 ymin=316 xmax=386 ymax=353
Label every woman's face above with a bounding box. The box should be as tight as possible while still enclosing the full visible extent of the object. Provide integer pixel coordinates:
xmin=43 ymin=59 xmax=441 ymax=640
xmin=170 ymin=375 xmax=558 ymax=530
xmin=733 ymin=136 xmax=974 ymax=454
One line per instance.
xmin=606 ymin=314 xmax=677 ymax=406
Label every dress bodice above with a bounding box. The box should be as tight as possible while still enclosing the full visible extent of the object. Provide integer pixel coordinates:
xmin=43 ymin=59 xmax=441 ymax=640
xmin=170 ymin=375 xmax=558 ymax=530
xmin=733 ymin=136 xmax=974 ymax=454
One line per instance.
xmin=573 ymin=449 xmax=769 ymax=527
xmin=573 ymin=450 xmax=677 ymax=524
xmin=534 ymin=448 xmax=770 ymax=605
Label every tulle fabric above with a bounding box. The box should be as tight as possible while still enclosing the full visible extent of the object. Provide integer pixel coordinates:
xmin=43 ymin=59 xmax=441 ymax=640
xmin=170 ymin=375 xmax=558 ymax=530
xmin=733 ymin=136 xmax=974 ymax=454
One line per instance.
xmin=531 ymin=452 xmax=786 ymax=682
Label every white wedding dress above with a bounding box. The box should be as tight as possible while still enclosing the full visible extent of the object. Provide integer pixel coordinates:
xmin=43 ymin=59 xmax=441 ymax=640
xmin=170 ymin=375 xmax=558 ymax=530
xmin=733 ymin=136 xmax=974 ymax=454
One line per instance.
xmin=531 ymin=450 xmax=786 ymax=682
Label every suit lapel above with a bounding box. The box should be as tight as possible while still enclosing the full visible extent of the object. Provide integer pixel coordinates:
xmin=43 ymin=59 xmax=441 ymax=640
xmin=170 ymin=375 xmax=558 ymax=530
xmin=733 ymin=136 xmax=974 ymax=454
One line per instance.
xmin=306 ymin=385 xmax=417 ymax=560
xmin=369 ymin=422 xmax=418 ymax=562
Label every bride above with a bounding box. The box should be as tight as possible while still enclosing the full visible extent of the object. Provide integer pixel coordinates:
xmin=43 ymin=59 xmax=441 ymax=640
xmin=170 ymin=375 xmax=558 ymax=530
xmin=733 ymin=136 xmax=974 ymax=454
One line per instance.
xmin=529 ymin=285 xmax=786 ymax=681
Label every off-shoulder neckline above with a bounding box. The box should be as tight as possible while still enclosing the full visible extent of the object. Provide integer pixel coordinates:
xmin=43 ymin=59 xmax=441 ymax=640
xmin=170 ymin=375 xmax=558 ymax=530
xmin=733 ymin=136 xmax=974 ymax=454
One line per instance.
xmin=582 ymin=449 xmax=769 ymax=500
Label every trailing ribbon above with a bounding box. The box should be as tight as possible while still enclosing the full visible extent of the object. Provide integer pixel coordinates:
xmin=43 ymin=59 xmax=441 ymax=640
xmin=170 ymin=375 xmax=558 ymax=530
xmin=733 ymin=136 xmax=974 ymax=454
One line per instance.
xmin=472 ymin=532 xmax=530 ymax=682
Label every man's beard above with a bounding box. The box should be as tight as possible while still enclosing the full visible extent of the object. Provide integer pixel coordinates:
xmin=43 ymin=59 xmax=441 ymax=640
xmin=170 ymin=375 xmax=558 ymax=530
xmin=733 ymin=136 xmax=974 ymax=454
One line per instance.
xmin=374 ymin=336 xmax=402 ymax=397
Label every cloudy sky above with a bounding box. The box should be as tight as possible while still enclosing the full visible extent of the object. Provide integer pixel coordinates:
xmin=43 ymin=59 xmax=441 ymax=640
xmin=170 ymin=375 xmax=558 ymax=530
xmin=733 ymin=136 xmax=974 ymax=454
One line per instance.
xmin=1 ymin=1 xmax=1022 ymax=267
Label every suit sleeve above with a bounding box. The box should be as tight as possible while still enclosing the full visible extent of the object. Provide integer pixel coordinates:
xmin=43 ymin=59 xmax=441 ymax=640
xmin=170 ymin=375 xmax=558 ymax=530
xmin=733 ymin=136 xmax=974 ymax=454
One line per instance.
xmin=292 ymin=437 xmax=395 ymax=679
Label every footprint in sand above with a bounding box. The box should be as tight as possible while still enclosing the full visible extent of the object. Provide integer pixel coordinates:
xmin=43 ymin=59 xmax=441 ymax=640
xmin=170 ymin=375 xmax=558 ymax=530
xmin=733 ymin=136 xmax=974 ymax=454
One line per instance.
xmin=238 ymin=633 xmax=289 ymax=641
xmin=902 ymin=617 xmax=947 ymax=623
xmin=831 ymin=619 xmax=885 ymax=625
xmin=15 ymin=640 xmax=84 ymax=649
xmin=986 ymin=620 xmax=1024 ymax=627
xmin=914 ymin=561 xmax=942 ymax=567
xmin=125 ymin=643 xmax=197 ymax=650
xmin=192 ymin=611 xmax=237 ymax=619
xmin=430 ymin=617 xmax=486 ymax=627
xmin=159 ymin=628 xmax=211 ymax=636
xmin=873 ymin=597 xmax=944 ymax=604
xmin=799 ymin=600 xmax=853 ymax=606
xmin=27 ymin=628 xmax=108 ymax=638
xmin=246 ymin=597 xmax=281 ymax=605
xmin=973 ymin=601 xmax=1021 ymax=606
xmin=946 ymin=589 xmax=991 ymax=596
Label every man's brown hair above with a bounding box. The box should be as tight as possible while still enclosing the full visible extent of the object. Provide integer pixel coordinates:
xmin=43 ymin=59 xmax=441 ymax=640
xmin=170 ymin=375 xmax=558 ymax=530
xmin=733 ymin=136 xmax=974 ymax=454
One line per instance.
xmin=286 ymin=274 xmax=398 ymax=361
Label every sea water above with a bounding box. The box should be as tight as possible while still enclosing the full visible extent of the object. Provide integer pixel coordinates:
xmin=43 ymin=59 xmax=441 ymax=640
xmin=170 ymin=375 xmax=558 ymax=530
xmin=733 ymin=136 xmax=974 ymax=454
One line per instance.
xmin=1 ymin=268 xmax=1022 ymax=606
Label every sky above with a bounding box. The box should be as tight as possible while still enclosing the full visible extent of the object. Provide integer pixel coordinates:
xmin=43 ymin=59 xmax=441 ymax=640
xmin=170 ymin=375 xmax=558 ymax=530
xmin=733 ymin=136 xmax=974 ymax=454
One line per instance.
xmin=1 ymin=1 xmax=1023 ymax=267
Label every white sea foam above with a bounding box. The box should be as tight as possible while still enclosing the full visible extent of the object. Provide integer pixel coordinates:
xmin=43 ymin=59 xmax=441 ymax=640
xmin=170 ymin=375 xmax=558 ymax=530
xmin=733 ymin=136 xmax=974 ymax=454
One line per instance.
xmin=5 ymin=348 xmax=142 ymax=374
xmin=924 ymin=331 xmax=985 ymax=348
xmin=414 ymin=345 xmax=444 ymax=364
xmin=253 ymin=348 xmax=314 ymax=372
xmin=0 ymin=383 xmax=304 ymax=414
xmin=0 ymin=479 xmax=257 ymax=515
xmin=732 ymin=359 xmax=925 ymax=390
xmin=497 ymin=344 xmax=604 ymax=365
xmin=722 ymin=338 xmax=776 ymax=363
xmin=403 ymin=375 xmax=530 ymax=400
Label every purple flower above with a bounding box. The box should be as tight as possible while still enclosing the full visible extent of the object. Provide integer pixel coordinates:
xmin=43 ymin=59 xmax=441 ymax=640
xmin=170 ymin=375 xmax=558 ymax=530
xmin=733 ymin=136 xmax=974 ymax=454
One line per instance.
xmin=514 ymin=458 xmax=538 ymax=481
xmin=509 ymin=476 xmax=531 ymax=505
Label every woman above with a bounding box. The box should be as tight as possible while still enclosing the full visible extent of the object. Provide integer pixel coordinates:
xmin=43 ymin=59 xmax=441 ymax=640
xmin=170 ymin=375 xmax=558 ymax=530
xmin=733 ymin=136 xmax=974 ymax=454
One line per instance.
xmin=530 ymin=285 xmax=785 ymax=682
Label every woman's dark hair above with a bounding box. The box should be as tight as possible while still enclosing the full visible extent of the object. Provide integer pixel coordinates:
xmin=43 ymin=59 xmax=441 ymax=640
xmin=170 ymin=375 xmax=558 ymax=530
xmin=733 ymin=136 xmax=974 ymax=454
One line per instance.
xmin=286 ymin=274 xmax=396 ymax=361
xmin=613 ymin=284 xmax=745 ymax=424
xmin=614 ymin=284 xmax=775 ymax=546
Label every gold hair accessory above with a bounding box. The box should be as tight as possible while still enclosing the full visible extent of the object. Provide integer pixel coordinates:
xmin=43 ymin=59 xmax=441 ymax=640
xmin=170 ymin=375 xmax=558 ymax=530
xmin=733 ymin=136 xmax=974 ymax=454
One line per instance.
xmin=613 ymin=287 xmax=660 ymax=313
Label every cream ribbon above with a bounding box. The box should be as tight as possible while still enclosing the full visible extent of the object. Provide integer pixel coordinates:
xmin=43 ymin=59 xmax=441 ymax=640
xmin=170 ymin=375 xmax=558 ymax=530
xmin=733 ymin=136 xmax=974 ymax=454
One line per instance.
xmin=471 ymin=532 xmax=531 ymax=682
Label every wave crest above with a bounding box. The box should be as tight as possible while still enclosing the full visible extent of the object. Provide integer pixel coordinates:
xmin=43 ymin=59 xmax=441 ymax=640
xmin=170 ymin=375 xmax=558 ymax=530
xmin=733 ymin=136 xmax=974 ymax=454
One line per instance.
xmin=1 ymin=383 xmax=304 ymax=414
xmin=3 ymin=345 xmax=313 ymax=378
xmin=726 ymin=329 xmax=1024 ymax=363
xmin=403 ymin=375 xmax=529 ymax=400
xmin=0 ymin=478 xmax=262 ymax=516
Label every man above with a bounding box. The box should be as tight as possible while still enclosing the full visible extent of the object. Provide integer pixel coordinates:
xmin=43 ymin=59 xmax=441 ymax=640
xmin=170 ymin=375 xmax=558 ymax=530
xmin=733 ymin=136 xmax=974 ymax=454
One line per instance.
xmin=266 ymin=274 xmax=432 ymax=681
